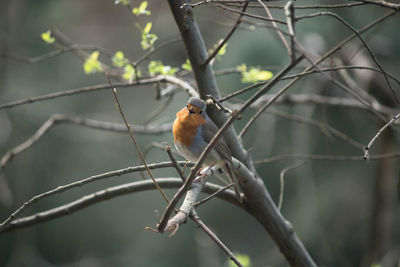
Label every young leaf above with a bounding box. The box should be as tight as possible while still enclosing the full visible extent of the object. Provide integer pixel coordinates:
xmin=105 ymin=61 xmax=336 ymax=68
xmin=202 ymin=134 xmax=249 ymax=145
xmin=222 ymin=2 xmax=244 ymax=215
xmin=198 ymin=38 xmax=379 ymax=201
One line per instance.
xmin=41 ymin=30 xmax=55 ymax=44
xmin=148 ymin=61 xmax=177 ymax=76
xmin=112 ymin=51 xmax=129 ymax=67
xmin=132 ymin=1 xmax=151 ymax=16
xmin=239 ymin=65 xmax=273 ymax=84
xmin=123 ymin=64 xmax=136 ymax=80
xmin=181 ymin=59 xmax=192 ymax=71
xmin=83 ymin=51 xmax=102 ymax=74
xmin=143 ymin=22 xmax=152 ymax=34
xmin=114 ymin=0 xmax=130 ymax=6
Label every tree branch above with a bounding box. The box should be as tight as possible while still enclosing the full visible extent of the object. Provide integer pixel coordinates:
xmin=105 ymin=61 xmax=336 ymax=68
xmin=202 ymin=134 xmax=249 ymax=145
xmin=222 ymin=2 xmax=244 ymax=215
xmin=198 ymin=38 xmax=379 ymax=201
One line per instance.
xmin=0 ymin=178 xmax=245 ymax=233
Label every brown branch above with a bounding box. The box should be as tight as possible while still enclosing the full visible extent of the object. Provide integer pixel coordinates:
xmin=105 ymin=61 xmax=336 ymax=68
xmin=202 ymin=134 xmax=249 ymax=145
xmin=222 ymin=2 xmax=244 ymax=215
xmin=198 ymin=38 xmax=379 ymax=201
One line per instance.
xmin=254 ymin=152 xmax=400 ymax=164
xmin=2 ymin=44 xmax=113 ymax=64
xmin=216 ymin=3 xmax=287 ymax=25
xmin=0 ymin=161 xmax=191 ymax=231
xmin=253 ymin=94 xmax=398 ymax=116
xmin=0 ymin=114 xmax=172 ymax=174
xmin=358 ymin=0 xmax=400 ymax=10
xmin=189 ymin=210 xmax=243 ymax=267
xmin=108 ymin=75 xmax=170 ymax=203
xmin=194 ymin=183 xmax=234 ymax=207
xmin=217 ymin=64 xmax=400 ymax=103
xmin=238 ymin=10 xmax=397 ymax=137
xmin=364 ymin=113 xmax=400 ymax=160
xmin=202 ymin=1 xmax=249 ymax=66
xmin=265 ymin=108 xmax=366 ymax=150
xmin=0 ymin=178 xmax=245 ymax=233
xmin=0 ymin=75 xmax=196 ymax=110
xmin=278 ymin=161 xmax=304 ymax=211
xmin=256 ymin=0 xmax=290 ymax=56
xmin=296 ymin=11 xmax=399 ymax=103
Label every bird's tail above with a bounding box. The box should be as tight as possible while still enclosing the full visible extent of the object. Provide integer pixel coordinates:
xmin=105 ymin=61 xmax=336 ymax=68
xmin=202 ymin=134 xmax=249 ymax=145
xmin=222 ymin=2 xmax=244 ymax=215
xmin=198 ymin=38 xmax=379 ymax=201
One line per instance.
xmin=222 ymin=163 xmax=242 ymax=203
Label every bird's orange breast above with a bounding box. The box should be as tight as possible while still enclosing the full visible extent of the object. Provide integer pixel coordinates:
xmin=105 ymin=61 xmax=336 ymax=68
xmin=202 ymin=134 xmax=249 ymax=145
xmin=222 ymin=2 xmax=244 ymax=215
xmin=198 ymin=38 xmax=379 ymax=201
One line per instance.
xmin=173 ymin=107 xmax=206 ymax=147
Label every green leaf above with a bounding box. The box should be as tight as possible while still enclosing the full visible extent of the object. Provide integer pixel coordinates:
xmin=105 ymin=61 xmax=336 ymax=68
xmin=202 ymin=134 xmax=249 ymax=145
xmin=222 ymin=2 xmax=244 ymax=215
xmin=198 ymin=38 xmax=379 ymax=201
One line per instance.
xmin=41 ymin=30 xmax=55 ymax=44
xmin=181 ymin=59 xmax=192 ymax=71
xmin=143 ymin=22 xmax=152 ymax=34
xmin=209 ymin=42 xmax=228 ymax=61
xmin=132 ymin=1 xmax=151 ymax=15
xmin=122 ymin=64 xmax=140 ymax=80
xmin=239 ymin=65 xmax=273 ymax=84
xmin=218 ymin=43 xmax=227 ymax=56
xmin=148 ymin=60 xmax=178 ymax=76
xmin=114 ymin=0 xmax=130 ymax=6
xmin=139 ymin=22 xmax=157 ymax=50
xmin=112 ymin=51 xmax=129 ymax=67
xmin=83 ymin=51 xmax=102 ymax=74
xmin=228 ymin=253 xmax=251 ymax=267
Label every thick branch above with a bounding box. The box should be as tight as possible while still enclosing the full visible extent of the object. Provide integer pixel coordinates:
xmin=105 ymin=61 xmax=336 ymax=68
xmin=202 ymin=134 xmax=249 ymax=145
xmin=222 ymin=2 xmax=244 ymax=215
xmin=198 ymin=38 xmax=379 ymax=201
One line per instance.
xmin=168 ymin=0 xmax=253 ymax=170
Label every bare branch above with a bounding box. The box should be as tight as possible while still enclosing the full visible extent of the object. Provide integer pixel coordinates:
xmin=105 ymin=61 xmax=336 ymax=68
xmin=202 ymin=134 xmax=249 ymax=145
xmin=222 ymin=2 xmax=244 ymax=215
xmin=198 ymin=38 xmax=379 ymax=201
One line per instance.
xmin=364 ymin=113 xmax=400 ymax=160
xmin=189 ymin=210 xmax=244 ymax=267
xmin=0 ymin=114 xmax=172 ymax=174
xmin=0 ymin=161 xmax=191 ymax=231
xmin=284 ymin=1 xmax=296 ymax=62
xmin=296 ymin=11 xmax=399 ymax=103
xmin=254 ymin=152 xmax=400 ymax=164
xmin=216 ymin=3 xmax=287 ymax=25
xmin=252 ymin=94 xmax=398 ymax=116
xmin=265 ymin=109 xmax=366 ymax=150
xmin=202 ymin=1 xmax=249 ymax=66
xmin=194 ymin=183 xmax=234 ymax=207
xmin=0 ymin=178 xmax=244 ymax=233
xmin=0 ymin=75 xmax=197 ymax=110
xmin=108 ymin=76 xmax=170 ymax=204
xmin=255 ymin=0 xmax=290 ymax=56
xmin=278 ymin=161 xmax=304 ymax=211
xmin=358 ymin=0 xmax=400 ymax=10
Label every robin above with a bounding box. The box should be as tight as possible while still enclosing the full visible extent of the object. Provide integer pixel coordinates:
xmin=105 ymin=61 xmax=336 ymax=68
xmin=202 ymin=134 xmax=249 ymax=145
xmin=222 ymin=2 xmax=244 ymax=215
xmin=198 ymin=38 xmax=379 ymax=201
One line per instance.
xmin=172 ymin=97 xmax=242 ymax=202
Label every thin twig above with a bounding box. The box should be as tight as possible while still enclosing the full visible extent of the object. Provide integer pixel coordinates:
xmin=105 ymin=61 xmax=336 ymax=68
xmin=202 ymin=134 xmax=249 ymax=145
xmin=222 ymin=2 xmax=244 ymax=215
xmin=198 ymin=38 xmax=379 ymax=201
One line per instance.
xmin=216 ymin=4 xmax=287 ymax=25
xmin=0 ymin=114 xmax=172 ymax=174
xmin=296 ymin=11 xmax=399 ymax=103
xmin=254 ymin=152 xmax=400 ymax=164
xmin=107 ymin=74 xmax=170 ymax=204
xmin=284 ymin=1 xmax=296 ymax=62
xmin=194 ymin=183 xmax=234 ymax=207
xmin=0 ymin=75 xmax=197 ymax=110
xmin=189 ymin=210 xmax=243 ymax=267
xmin=202 ymin=1 xmax=249 ymax=66
xmin=364 ymin=113 xmax=400 ymax=160
xmin=238 ymin=10 xmax=397 ymax=137
xmin=256 ymin=0 xmax=290 ymax=55
xmin=265 ymin=108 xmax=366 ymax=150
xmin=278 ymin=161 xmax=304 ymax=211
xmin=2 ymin=45 xmax=113 ymax=64
xmin=358 ymin=0 xmax=400 ymax=10
xmin=164 ymin=143 xmax=186 ymax=181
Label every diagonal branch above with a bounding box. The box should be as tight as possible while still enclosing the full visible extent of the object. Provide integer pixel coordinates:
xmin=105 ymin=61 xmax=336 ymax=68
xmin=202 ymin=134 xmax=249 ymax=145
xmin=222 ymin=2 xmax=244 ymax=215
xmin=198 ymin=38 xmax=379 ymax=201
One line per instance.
xmin=202 ymin=1 xmax=249 ymax=66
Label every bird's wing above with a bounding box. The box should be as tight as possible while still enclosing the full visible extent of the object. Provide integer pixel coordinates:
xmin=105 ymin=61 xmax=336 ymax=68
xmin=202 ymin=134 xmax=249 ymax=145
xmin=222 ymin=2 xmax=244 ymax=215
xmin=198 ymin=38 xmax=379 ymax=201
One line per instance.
xmin=200 ymin=118 xmax=232 ymax=163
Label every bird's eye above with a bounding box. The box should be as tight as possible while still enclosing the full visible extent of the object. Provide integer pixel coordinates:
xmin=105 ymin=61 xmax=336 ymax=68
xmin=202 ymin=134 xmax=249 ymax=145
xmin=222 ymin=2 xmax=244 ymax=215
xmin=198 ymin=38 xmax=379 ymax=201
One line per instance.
xmin=186 ymin=105 xmax=189 ymax=108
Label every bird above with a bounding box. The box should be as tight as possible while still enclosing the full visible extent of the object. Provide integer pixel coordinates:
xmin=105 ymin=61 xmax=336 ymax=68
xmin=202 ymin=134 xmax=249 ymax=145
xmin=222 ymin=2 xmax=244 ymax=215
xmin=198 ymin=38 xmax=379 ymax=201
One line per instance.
xmin=172 ymin=97 xmax=242 ymax=202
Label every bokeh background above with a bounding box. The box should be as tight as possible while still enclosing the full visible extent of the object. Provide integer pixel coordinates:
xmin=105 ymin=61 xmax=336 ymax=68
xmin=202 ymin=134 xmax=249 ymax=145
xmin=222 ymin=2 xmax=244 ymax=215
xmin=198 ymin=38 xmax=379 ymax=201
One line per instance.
xmin=1 ymin=1 xmax=400 ymax=266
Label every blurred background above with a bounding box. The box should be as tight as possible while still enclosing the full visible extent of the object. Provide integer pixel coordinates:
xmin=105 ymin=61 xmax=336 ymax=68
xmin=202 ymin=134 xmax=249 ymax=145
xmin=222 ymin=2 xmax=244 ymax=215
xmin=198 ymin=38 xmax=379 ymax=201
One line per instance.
xmin=0 ymin=0 xmax=399 ymax=266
